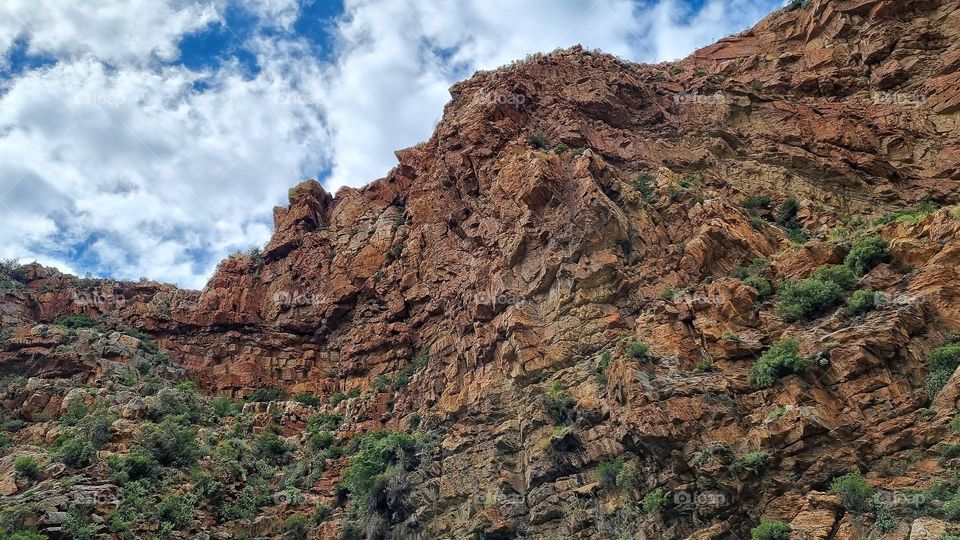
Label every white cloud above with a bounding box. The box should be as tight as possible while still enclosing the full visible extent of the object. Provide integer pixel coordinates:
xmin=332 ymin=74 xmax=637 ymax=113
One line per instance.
xmin=0 ymin=0 xmax=782 ymax=289
xmin=0 ymin=0 xmax=221 ymax=64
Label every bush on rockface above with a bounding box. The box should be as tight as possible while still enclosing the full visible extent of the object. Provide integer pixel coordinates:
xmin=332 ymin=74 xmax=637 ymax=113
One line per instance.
xmin=844 ymin=236 xmax=891 ymax=276
xmin=847 ymin=290 xmax=885 ymax=316
xmin=595 ymin=459 xmax=623 ymax=491
xmin=641 ymin=488 xmax=667 ymax=513
xmin=526 ymin=134 xmax=550 ymax=149
xmin=107 ymin=451 xmax=161 ymax=484
xmin=54 ymin=314 xmax=98 ymax=329
xmin=734 ymin=450 xmax=769 ymax=473
xmin=733 ymin=258 xmax=773 ymax=299
xmin=542 ymin=381 xmax=577 ymax=426
xmin=135 ymin=416 xmax=200 ymax=468
xmin=53 ymin=434 xmax=95 ymax=468
xmin=247 ymin=387 xmax=286 ymax=403
xmin=749 ymin=339 xmax=808 ymax=388
xmin=339 ymin=431 xmax=419 ymax=513
xmin=283 ymin=513 xmax=309 ymax=540
xmin=830 ymin=471 xmax=873 ymax=513
xmin=811 ymin=265 xmax=858 ymax=291
xmin=253 ymin=427 xmax=294 ymax=464
xmin=775 ymin=278 xmax=846 ymax=322
xmin=150 ymin=385 xmax=209 ymax=424
xmin=925 ymin=342 xmax=960 ymax=398
xmin=751 ymin=520 xmax=790 ymax=540
xmin=626 ymin=340 xmax=652 ymax=360
xmin=14 ymin=456 xmax=43 ymax=482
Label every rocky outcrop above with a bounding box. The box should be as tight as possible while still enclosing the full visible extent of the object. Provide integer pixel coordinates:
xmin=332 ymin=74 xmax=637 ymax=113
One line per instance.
xmin=2 ymin=0 xmax=960 ymax=538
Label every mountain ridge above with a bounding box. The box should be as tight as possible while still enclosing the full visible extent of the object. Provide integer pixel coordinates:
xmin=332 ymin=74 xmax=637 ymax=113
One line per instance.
xmin=2 ymin=0 xmax=960 ymax=538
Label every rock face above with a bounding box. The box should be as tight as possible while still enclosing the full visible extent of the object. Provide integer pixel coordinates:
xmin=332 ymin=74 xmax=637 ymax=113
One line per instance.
xmin=2 ymin=0 xmax=960 ymax=538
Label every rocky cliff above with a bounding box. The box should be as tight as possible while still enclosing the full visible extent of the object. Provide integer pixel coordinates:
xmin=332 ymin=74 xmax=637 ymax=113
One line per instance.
xmin=2 ymin=0 xmax=960 ymax=538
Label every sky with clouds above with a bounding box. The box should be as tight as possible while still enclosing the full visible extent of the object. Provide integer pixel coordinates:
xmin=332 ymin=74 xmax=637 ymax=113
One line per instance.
xmin=0 ymin=0 xmax=785 ymax=289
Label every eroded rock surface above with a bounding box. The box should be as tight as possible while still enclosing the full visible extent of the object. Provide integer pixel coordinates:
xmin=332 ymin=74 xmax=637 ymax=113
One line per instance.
xmin=2 ymin=0 xmax=960 ymax=538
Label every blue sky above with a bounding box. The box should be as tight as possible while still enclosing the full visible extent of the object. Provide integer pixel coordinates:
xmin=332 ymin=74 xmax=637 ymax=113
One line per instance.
xmin=0 ymin=0 xmax=784 ymax=288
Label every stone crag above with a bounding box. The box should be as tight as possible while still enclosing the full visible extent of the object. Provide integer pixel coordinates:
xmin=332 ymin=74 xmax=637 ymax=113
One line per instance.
xmin=2 ymin=0 xmax=960 ymax=538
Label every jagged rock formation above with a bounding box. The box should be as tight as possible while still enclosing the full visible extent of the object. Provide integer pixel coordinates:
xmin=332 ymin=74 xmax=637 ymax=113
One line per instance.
xmin=2 ymin=0 xmax=960 ymax=538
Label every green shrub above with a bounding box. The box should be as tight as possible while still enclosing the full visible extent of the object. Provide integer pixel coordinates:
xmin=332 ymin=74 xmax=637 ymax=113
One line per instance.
xmin=749 ymin=339 xmax=808 ymax=388
xmin=829 ymin=471 xmax=873 ymax=513
xmin=595 ymin=459 xmax=623 ymax=491
xmin=950 ymin=414 xmax=960 ymax=434
xmin=876 ymin=201 xmax=939 ymax=225
xmin=767 ymin=406 xmax=789 ymax=421
xmin=53 ymin=434 xmax=95 ymax=468
xmin=54 ymin=314 xmax=98 ymax=329
xmin=751 ymin=520 xmax=790 ymax=540
xmin=63 ymin=503 xmax=97 ymax=540
xmin=526 ymin=134 xmax=550 ymax=149
xmin=943 ymin=494 xmax=960 ymax=520
xmin=14 ymin=456 xmax=42 ymax=482
xmin=107 ymin=451 xmax=161 ymax=484
xmin=733 ymin=259 xmax=773 ymax=299
xmin=293 ymin=392 xmax=320 ymax=406
xmin=641 ymin=488 xmax=667 ymax=513
xmin=732 ymin=257 xmax=769 ymax=280
xmin=247 ymin=387 xmax=286 ymax=403
xmin=150 ymin=386 xmax=208 ymax=423
xmin=154 ymin=493 xmax=196 ymax=531
xmin=135 ymin=416 xmax=200 ymax=467
xmin=308 ymin=431 xmax=335 ymax=451
xmin=743 ymin=276 xmax=772 ymax=298
xmin=660 ymin=287 xmax=686 ymax=301
xmin=283 ymin=513 xmax=309 ymax=540
xmin=313 ymin=503 xmax=332 ymax=524
xmin=775 ymin=278 xmax=845 ymax=321
xmin=774 ymin=198 xmax=800 ymax=227
xmin=595 ymin=351 xmax=612 ymax=380
xmin=786 ymin=227 xmax=809 ymax=244
xmin=634 ymin=174 xmax=656 ymax=203
xmin=543 ymin=381 xmax=577 ymax=426
xmin=340 ymin=431 xmax=418 ymax=510
xmin=626 ymin=340 xmax=651 ymax=360
xmin=7 ymin=529 xmax=46 ymax=540
xmin=736 ymin=450 xmax=769 ymax=472
xmin=847 ymin=290 xmax=885 ymax=316
xmin=308 ymin=413 xmax=342 ymax=432
xmin=79 ymin=410 xmax=114 ymax=448
xmin=694 ymin=359 xmax=713 ymax=372
xmin=407 ymin=413 xmax=422 ymax=431
xmin=254 ymin=428 xmax=294 ymax=464
xmin=61 ymin=401 xmax=90 ymax=426
xmin=844 ymin=236 xmax=891 ymax=276
xmin=926 ymin=343 xmax=960 ymax=398
xmin=247 ymin=247 xmax=264 ymax=269
xmin=872 ymin=499 xmax=896 ymax=532
xmin=740 ymin=195 xmax=771 ymax=210
xmin=811 ymin=265 xmax=858 ymax=291
xmin=212 ymin=396 xmax=240 ymax=417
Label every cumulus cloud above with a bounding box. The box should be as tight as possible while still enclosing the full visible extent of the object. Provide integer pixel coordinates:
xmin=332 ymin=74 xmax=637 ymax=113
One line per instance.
xmin=0 ymin=0 xmax=782 ymax=289
xmin=0 ymin=0 xmax=220 ymax=63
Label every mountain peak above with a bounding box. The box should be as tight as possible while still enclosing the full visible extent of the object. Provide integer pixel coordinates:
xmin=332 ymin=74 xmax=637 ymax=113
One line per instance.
xmin=2 ymin=0 xmax=960 ymax=537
